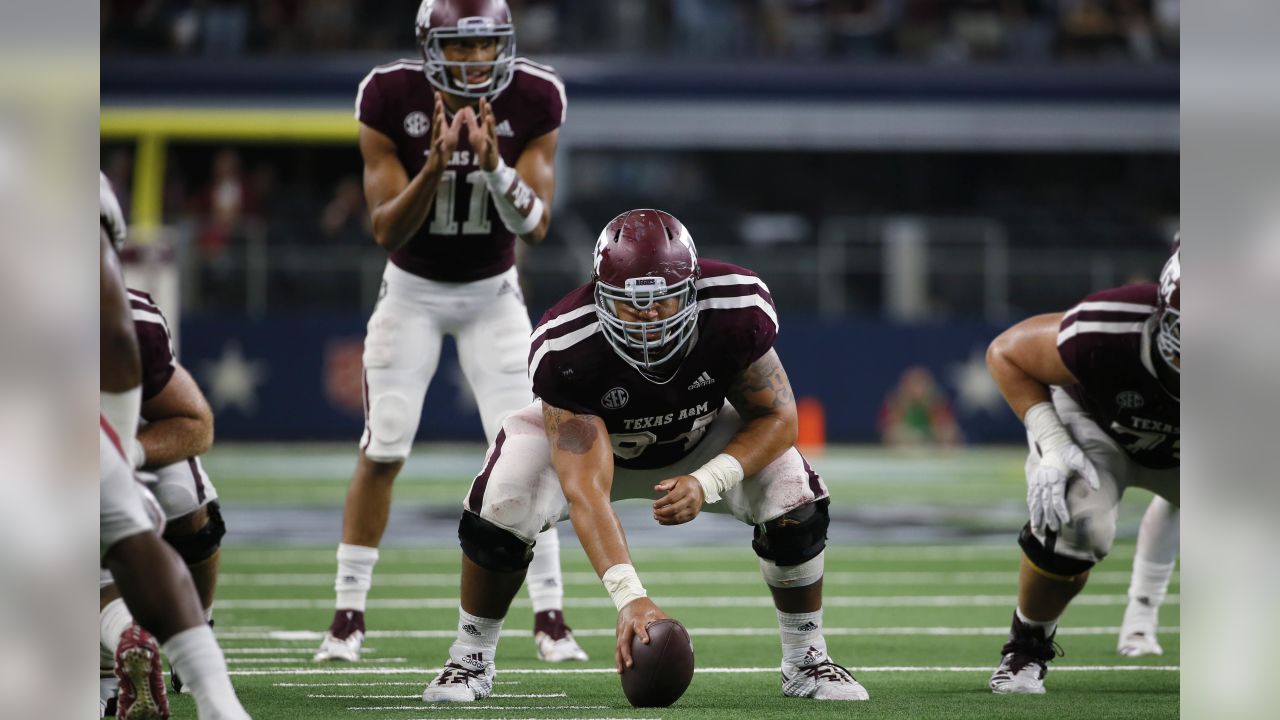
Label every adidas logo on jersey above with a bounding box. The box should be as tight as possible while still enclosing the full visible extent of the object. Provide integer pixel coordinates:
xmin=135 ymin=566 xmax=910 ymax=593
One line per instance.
xmin=461 ymin=624 xmax=482 ymax=637
xmin=495 ymin=119 xmax=514 ymax=137
xmin=687 ymin=372 xmax=715 ymax=390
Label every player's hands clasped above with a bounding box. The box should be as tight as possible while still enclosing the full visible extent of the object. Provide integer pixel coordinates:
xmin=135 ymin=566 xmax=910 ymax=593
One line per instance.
xmin=462 ymin=97 xmax=500 ymax=172
xmin=1027 ymin=444 xmax=1100 ymax=533
xmin=426 ymin=92 xmax=464 ymax=174
xmin=652 ymin=475 xmax=705 ymax=526
xmin=615 ymin=597 xmax=670 ymax=673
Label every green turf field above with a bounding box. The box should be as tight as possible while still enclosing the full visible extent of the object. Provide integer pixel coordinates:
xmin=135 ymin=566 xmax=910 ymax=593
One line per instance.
xmin=170 ymin=444 xmax=1178 ymax=719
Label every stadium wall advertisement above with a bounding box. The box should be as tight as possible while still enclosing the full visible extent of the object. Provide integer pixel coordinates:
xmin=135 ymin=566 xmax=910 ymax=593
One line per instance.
xmin=181 ymin=313 xmax=1024 ymax=444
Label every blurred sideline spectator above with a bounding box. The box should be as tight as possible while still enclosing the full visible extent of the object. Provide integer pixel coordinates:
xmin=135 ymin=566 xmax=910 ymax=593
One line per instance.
xmin=878 ymin=365 xmax=963 ymax=448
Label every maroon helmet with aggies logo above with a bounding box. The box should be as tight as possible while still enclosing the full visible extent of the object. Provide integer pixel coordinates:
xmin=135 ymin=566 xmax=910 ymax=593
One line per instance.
xmin=415 ymin=0 xmax=517 ymax=99
xmin=592 ymin=210 xmax=701 ymax=375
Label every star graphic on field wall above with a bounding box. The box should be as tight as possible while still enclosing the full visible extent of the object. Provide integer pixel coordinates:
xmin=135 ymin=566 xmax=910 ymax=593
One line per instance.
xmin=948 ymin=347 xmax=1005 ymax=416
xmin=201 ymin=340 xmax=268 ymax=415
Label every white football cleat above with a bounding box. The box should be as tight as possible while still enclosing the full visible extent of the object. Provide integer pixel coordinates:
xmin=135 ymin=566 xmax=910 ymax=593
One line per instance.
xmin=989 ymin=652 xmax=1048 ymax=694
xmin=315 ymin=609 xmax=365 ymax=661
xmin=782 ymin=647 xmax=869 ymax=701
xmin=1118 ymin=599 xmax=1164 ymax=656
xmin=422 ymin=651 xmax=495 ymax=703
xmin=534 ymin=630 xmax=589 ymax=662
xmin=990 ymin=614 xmax=1060 ymax=695
xmin=313 ymin=630 xmax=364 ymax=662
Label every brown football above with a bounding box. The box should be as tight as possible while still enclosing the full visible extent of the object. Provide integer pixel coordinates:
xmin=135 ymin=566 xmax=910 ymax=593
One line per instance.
xmin=620 ymin=619 xmax=695 ymax=707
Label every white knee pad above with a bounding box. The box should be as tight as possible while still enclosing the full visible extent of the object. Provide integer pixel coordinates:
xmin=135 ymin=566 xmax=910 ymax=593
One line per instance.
xmin=365 ymin=393 xmax=415 ymax=462
xmin=1054 ymin=512 xmax=1118 ymax=563
xmin=760 ymin=551 xmax=825 ymax=589
xmin=146 ymin=459 xmax=218 ymax=520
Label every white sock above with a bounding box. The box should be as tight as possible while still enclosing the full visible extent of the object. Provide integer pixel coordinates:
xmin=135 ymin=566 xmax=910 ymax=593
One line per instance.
xmin=1016 ymin=607 xmax=1058 ymax=636
xmin=777 ymin=609 xmax=826 ymax=666
xmin=451 ymin=608 xmax=503 ymax=663
xmin=163 ymin=625 xmax=249 ymax=720
xmin=1128 ymin=557 xmax=1177 ymax=608
xmin=100 ymin=598 xmax=134 ymax=666
xmin=335 ymin=543 xmax=379 ymax=612
xmin=526 ymin=527 xmax=564 ymax=614
xmin=204 ymin=604 xmax=215 ymax=624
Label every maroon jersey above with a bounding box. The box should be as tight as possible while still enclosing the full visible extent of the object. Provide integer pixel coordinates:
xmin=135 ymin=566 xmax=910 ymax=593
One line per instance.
xmin=1057 ymin=284 xmax=1180 ymax=469
xmin=355 ymin=57 xmax=565 ymax=282
xmin=129 ymin=289 xmax=176 ymax=401
xmin=530 ymin=260 xmax=778 ymax=470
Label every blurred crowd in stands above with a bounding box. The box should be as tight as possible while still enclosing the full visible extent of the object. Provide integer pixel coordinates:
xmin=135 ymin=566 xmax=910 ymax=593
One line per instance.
xmin=103 ymin=0 xmax=1178 ymax=64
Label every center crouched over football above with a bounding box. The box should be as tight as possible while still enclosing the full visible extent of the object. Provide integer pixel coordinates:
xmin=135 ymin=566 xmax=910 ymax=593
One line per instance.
xmin=621 ymin=619 xmax=695 ymax=707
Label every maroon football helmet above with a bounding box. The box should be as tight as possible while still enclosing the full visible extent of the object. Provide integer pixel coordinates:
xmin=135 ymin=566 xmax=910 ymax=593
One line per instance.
xmin=415 ymin=0 xmax=517 ymax=99
xmin=1156 ymin=235 xmax=1180 ymax=374
xmin=592 ymin=210 xmax=700 ymax=374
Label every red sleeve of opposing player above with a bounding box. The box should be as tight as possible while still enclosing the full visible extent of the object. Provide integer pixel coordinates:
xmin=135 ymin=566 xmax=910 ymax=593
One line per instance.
xmin=516 ymin=61 xmax=566 ymax=140
xmin=355 ymin=68 xmax=396 ymax=138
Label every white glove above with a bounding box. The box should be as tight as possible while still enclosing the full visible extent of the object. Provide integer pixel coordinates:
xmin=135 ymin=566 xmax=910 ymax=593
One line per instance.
xmin=1027 ymin=444 xmax=1100 ymax=533
xmin=1023 ymin=402 xmax=1101 ymax=534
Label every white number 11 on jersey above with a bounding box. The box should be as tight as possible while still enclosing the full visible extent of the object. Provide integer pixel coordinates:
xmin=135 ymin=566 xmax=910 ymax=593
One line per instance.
xmin=428 ymin=169 xmax=493 ymax=235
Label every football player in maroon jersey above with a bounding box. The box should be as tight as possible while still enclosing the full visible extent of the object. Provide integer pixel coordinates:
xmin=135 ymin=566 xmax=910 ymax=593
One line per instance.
xmin=986 ymin=243 xmax=1180 ymax=694
xmin=317 ymin=0 xmax=587 ymax=664
xmin=99 ymin=173 xmax=250 ymax=719
xmin=420 ymin=210 xmax=869 ymax=703
xmin=99 ymin=286 xmax=228 ymax=702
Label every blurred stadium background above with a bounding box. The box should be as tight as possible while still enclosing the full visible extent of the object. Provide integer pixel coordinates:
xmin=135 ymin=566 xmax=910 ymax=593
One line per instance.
xmin=100 ymin=3 xmax=1179 ymax=717
xmin=102 ymin=0 xmax=1178 ymax=452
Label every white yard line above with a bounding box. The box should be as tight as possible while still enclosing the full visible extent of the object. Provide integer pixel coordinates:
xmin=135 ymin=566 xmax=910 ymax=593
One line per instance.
xmin=221 ymin=545 xmax=1140 ymax=565
xmin=216 ymin=594 xmax=1177 ymax=610
xmin=307 ymin=694 xmax=566 ymax=700
xmin=231 ymin=665 xmax=1177 ymax=677
xmin=218 ymin=570 xmax=1170 ymax=587
xmin=273 ymin=682 xmax=521 ymax=687
xmin=219 ymin=625 xmax=1179 ymax=642
xmin=345 ymin=706 xmax=609 ymax=711
xmin=226 ymin=657 xmax=406 ymax=664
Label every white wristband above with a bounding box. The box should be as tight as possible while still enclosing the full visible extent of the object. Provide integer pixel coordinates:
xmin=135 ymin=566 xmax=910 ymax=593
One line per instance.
xmin=690 ymin=453 xmax=745 ymax=504
xmin=601 ymin=563 xmax=648 ymax=611
xmin=483 ymin=157 xmax=544 ymax=236
xmin=1023 ymin=402 xmax=1073 ymax=455
xmin=128 ymin=438 xmax=147 ymax=469
xmin=101 ymin=385 xmax=142 ymax=462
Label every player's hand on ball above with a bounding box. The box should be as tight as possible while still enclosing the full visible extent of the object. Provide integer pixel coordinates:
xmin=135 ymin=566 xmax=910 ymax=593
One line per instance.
xmin=615 ymin=597 xmax=669 ymax=673
xmin=652 ymin=475 xmax=704 ymax=526
xmin=462 ymin=97 xmax=500 ymax=171
xmin=1027 ymin=444 xmax=1100 ymax=533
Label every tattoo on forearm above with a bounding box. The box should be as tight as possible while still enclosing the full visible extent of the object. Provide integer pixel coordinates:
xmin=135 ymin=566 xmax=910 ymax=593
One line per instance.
xmin=556 ymin=417 xmax=598 ymax=455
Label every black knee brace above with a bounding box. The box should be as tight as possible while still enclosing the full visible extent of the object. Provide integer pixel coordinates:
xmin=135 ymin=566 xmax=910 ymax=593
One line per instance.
xmin=1018 ymin=522 xmax=1096 ymax=579
xmin=459 ymin=511 xmax=534 ymax=573
xmin=752 ymin=498 xmax=830 ymax=567
xmin=166 ymin=501 xmax=226 ymax=566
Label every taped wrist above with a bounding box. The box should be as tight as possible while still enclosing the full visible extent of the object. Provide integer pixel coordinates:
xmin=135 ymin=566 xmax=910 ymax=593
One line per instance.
xmin=690 ymin=453 xmax=744 ymax=504
xmin=602 ymin=563 xmax=647 ymax=611
xmin=1024 ymin=402 xmax=1072 ymax=456
xmin=483 ymin=157 xmax=544 ymax=236
xmin=128 ymin=438 xmax=147 ymax=469
xmin=101 ymin=385 xmax=142 ymax=460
